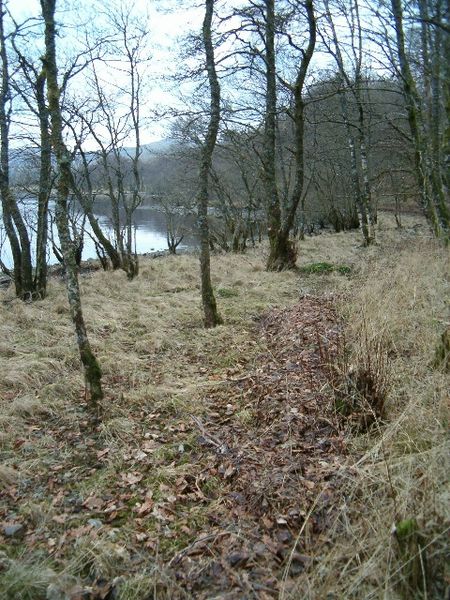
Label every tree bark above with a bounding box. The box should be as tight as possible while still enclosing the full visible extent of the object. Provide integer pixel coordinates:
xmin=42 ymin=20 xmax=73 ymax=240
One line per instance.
xmin=197 ymin=0 xmax=222 ymax=327
xmin=34 ymin=71 xmax=51 ymax=298
xmin=264 ymin=0 xmax=283 ymax=270
xmin=266 ymin=0 xmax=316 ymax=270
xmin=41 ymin=0 xmax=103 ymax=411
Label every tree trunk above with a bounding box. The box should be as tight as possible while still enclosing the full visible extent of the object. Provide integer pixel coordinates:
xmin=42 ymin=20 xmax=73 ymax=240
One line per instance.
xmin=323 ymin=0 xmax=374 ymax=245
xmin=266 ymin=0 xmax=316 ymax=270
xmin=197 ymin=0 xmax=222 ymax=327
xmin=71 ymin=146 xmax=122 ymax=270
xmin=0 ymin=1 xmax=34 ymax=299
xmin=391 ymin=0 xmax=449 ymax=239
xmin=41 ymin=0 xmax=103 ymax=411
xmin=264 ymin=0 xmax=283 ymax=270
xmin=34 ymin=71 xmax=51 ymax=298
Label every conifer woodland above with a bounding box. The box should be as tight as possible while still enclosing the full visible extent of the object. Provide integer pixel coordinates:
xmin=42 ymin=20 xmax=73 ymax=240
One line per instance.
xmin=0 ymin=0 xmax=448 ymax=598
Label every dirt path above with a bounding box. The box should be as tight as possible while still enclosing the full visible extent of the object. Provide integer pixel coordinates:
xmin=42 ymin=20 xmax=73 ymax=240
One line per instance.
xmin=169 ymin=295 xmax=349 ymax=599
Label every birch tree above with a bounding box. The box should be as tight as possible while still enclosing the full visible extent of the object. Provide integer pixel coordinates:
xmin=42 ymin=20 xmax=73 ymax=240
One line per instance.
xmin=321 ymin=0 xmax=376 ymax=245
xmin=383 ymin=0 xmax=449 ymax=238
xmin=197 ymin=0 xmax=222 ymax=327
xmin=41 ymin=0 xmax=103 ymax=411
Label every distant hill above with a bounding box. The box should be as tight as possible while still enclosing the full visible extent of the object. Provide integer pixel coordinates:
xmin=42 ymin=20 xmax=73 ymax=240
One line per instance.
xmin=9 ymin=138 xmax=179 ymax=183
xmin=118 ymin=139 xmax=178 ymax=159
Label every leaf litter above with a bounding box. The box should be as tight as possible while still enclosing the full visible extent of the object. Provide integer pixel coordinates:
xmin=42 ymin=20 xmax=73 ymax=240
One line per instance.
xmin=0 ymin=294 xmax=354 ymax=599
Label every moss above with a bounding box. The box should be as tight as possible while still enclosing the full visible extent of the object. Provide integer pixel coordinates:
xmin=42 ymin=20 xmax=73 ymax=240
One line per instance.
xmin=216 ymin=287 xmax=239 ymax=298
xmin=200 ymin=475 xmax=221 ymax=496
xmin=395 ymin=518 xmax=419 ymax=539
xmin=299 ymin=262 xmax=352 ymax=275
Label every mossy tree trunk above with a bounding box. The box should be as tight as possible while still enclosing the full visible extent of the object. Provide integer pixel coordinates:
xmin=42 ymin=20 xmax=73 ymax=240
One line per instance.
xmin=41 ymin=0 xmax=103 ymax=411
xmin=265 ymin=0 xmax=316 ymax=271
xmin=33 ymin=71 xmax=51 ymax=298
xmin=197 ymin=0 xmax=222 ymax=327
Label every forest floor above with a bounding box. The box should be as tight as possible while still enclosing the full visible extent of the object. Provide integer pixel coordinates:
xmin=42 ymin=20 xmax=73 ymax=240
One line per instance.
xmin=0 ymin=213 xmax=448 ymax=600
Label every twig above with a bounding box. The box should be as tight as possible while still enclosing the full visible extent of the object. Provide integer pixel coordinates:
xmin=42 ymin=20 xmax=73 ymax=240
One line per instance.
xmin=190 ymin=414 xmax=228 ymax=452
xmin=168 ymin=531 xmax=231 ymax=567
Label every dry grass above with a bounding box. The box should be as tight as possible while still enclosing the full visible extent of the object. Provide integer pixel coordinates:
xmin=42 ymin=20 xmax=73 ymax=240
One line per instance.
xmin=285 ymin=222 xmax=449 ymax=599
xmin=0 ymin=212 xmax=448 ymax=599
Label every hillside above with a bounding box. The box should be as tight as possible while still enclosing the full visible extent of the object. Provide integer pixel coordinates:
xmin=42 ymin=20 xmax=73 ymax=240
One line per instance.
xmin=0 ymin=214 xmax=448 ymax=600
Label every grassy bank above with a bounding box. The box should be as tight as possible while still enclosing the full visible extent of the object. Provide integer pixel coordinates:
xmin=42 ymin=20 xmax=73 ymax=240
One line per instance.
xmin=0 ymin=214 xmax=448 ymax=599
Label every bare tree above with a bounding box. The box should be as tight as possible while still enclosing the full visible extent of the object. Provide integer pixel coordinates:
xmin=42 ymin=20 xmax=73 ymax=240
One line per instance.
xmin=10 ymin=19 xmax=52 ymax=296
xmin=265 ymin=0 xmax=317 ymax=270
xmin=197 ymin=0 xmax=222 ymax=327
xmin=0 ymin=1 xmax=36 ymax=298
xmin=232 ymin=0 xmax=316 ymax=270
xmin=321 ymin=0 xmax=376 ymax=245
xmin=69 ymin=6 xmax=148 ymax=279
xmin=372 ymin=0 xmax=449 ymax=238
xmin=41 ymin=0 xmax=103 ymax=411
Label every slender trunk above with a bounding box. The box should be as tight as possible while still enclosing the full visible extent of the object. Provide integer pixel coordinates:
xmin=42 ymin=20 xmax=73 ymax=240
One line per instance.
xmin=357 ymin=104 xmax=376 ymax=243
xmin=264 ymin=0 xmax=282 ymax=269
xmin=79 ymin=202 xmax=122 ymax=270
xmin=338 ymin=88 xmax=370 ymax=243
xmin=41 ymin=0 xmax=103 ymax=411
xmin=34 ymin=72 xmax=51 ymax=298
xmin=323 ymin=0 xmax=374 ymax=245
xmin=72 ymin=146 xmax=121 ymax=269
xmin=197 ymin=0 xmax=222 ymax=327
xmin=429 ymin=0 xmax=450 ymax=229
xmin=345 ymin=119 xmax=370 ymax=242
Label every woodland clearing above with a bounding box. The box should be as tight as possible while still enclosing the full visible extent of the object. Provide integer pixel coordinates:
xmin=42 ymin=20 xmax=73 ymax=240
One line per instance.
xmin=0 ymin=213 xmax=448 ymax=600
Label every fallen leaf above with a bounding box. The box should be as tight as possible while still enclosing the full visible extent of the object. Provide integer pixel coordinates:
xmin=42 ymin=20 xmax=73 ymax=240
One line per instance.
xmin=97 ymin=448 xmax=110 ymax=459
xmin=83 ymin=496 xmax=104 ymax=511
xmin=133 ymin=450 xmax=148 ymax=461
xmin=52 ymin=514 xmax=67 ymax=524
xmin=121 ymin=472 xmax=143 ymax=486
xmin=136 ymin=497 xmax=154 ymax=516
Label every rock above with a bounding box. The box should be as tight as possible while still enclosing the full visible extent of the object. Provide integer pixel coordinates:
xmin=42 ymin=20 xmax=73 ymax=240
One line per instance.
xmin=2 ymin=523 xmax=25 ymax=538
xmin=87 ymin=519 xmax=103 ymax=529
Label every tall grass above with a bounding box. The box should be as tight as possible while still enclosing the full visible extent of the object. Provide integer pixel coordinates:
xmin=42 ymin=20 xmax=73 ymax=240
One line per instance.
xmin=286 ymin=236 xmax=449 ymax=599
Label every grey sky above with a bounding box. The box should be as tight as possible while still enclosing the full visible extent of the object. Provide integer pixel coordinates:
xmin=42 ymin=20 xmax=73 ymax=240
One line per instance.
xmin=9 ymin=0 xmax=204 ymax=144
